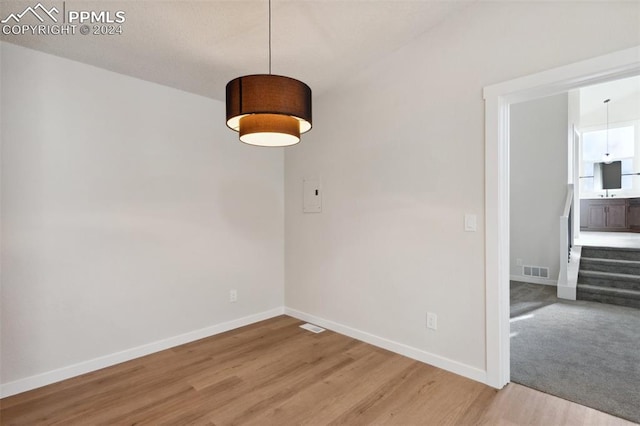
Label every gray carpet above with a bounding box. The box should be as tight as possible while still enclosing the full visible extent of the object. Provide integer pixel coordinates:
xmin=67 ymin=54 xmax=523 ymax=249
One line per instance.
xmin=510 ymin=281 xmax=640 ymax=424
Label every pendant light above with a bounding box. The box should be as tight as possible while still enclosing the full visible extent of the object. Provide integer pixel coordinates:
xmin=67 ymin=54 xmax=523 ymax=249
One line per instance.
xmin=225 ymin=0 xmax=312 ymax=147
xmin=602 ymin=98 xmax=612 ymax=164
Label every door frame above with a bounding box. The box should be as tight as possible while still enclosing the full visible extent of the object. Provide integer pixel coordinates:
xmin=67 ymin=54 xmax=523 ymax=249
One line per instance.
xmin=483 ymin=46 xmax=640 ymax=388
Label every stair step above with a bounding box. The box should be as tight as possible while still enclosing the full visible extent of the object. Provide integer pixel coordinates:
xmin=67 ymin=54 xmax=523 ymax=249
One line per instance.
xmin=577 ymin=246 xmax=640 ymax=308
xmin=580 ymin=257 xmax=640 ymax=275
xmin=581 ymin=246 xmax=640 ymax=261
xmin=577 ymin=284 xmax=640 ymax=309
xmin=577 ymin=270 xmax=640 ymax=291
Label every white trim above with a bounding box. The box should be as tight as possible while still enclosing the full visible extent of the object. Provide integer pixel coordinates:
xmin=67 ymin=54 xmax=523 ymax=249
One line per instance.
xmin=573 ymin=127 xmax=581 ymax=241
xmin=483 ymin=47 xmax=640 ymax=104
xmin=559 ymin=245 xmax=581 ymax=301
xmin=484 ymin=93 xmax=511 ymax=388
xmin=558 ymin=285 xmax=577 ymax=300
xmin=510 ymin=275 xmax=557 ymax=286
xmin=484 ymin=45 xmax=640 ymax=390
xmin=284 ymin=307 xmax=487 ymax=385
xmin=559 ymin=184 xmax=574 ymax=289
xmin=0 ymin=307 xmax=285 ymax=398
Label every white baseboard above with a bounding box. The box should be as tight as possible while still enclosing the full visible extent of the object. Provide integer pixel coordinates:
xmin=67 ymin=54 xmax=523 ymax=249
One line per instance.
xmin=0 ymin=307 xmax=284 ymax=398
xmin=510 ymin=274 xmax=557 ymax=286
xmin=284 ymin=307 xmax=487 ymax=385
xmin=3 ymin=306 xmax=490 ymax=398
xmin=557 ymin=285 xmax=577 ymax=300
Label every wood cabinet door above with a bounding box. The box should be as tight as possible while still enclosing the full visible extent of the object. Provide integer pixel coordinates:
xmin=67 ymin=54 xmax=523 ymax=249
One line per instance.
xmin=587 ymin=205 xmax=606 ymax=228
xmin=629 ymin=204 xmax=640 ymax=229
xmin=606 ymin=203 xmax=627 ymax=228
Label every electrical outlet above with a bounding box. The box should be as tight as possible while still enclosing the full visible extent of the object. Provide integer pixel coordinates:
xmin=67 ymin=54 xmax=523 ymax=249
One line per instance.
xmin=516 ymin=258 xmax=523 ymax=266
xmin=426 ymin=312 xmax=437 ymax=330
xmin=229 ymin=289 xmax=238 ymax=303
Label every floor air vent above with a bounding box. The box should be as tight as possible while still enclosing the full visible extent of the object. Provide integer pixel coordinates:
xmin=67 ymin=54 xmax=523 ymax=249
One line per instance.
xmin=523 ymin=265 xmax=549 ymax=279
xmin=300 ymin=323 xmax=326 ymax=333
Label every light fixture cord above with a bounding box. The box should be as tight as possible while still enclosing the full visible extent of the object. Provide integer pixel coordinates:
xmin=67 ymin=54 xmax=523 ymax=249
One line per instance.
xmin=605 ymin=98 xmax=610 ymax=154
xmin=268 ymin=0 xmax=272 ymax=74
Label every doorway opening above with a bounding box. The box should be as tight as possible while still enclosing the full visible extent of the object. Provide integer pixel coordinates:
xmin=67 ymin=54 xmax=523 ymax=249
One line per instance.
xmin=507 ymin=77 xmax=640 ymax=422
xmin=483 ymin=45 xmax=640 ymax=389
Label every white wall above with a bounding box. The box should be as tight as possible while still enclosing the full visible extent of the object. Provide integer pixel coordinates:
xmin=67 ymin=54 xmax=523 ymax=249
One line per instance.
xmin=285 ymin=1 xmax=639 ymax=377
xmin=510 ymin=94 xmax=569 ymax=284
xmin=2 ymin=1 xmax=639 ymax=394
xmin=0 ymin=42 xmax=284 ymax=389
xmin=580 ymin=82 xmax=640 ymax=128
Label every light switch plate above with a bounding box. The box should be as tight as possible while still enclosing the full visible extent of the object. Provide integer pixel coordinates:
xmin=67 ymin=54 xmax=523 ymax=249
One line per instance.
xmin=464 ymin=214 xmax=477 ymax=232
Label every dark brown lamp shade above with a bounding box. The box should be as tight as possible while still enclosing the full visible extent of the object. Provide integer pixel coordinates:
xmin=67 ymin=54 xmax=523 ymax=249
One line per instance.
xmin=226 ymin=74 xmax=312 ymax=147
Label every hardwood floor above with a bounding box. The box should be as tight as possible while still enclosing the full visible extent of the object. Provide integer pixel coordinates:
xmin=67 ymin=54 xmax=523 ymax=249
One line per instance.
xmin=1 ymin=315 xmax=634 ymax=425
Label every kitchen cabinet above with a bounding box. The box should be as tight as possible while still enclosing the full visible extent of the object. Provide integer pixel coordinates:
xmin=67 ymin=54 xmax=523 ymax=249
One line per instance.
xmin=580 ymin=199 xmax=629 ymax=231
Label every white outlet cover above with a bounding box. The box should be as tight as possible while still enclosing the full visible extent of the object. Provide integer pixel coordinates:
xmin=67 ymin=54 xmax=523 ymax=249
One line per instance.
xmin=427 ymin=313 xmax=437 ymax=330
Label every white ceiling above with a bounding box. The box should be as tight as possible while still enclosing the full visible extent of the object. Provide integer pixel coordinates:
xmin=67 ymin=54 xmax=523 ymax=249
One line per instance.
xmin=580 ymin=76 xmax=640 ymax=126
xmin=0 ymin=1 xmax=472 ymax=101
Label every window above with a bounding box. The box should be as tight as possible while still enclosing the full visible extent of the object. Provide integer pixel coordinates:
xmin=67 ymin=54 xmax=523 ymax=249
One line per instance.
xmin=580 ymin=125 xmax=635 ymax=195
xmin=582 ymin=126 xmax=634 ymax=162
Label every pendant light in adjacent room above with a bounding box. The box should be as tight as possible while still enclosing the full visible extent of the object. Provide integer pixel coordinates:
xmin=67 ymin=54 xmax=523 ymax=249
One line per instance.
xmin=225 ymin=0 xmax=312 ymax=147
xmin=602 ymin=98 xmax=613 ymax=164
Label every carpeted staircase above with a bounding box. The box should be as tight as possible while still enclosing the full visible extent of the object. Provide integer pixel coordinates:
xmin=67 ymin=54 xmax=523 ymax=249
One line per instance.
xmin=578 ymin=246 xmax=640 ymax=309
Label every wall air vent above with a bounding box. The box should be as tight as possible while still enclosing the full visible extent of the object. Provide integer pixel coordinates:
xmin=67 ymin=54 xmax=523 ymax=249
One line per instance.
xmin=523 ymin=265 xmax=549 ymax=278
xmin=299 ymin=323 xmax=325 ymax=333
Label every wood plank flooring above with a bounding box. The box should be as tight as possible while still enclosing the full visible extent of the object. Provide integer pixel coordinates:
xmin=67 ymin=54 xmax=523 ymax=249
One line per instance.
xmin=0 ymin=315 xmax=634 ymax=425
